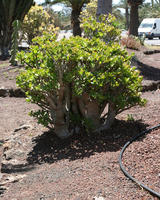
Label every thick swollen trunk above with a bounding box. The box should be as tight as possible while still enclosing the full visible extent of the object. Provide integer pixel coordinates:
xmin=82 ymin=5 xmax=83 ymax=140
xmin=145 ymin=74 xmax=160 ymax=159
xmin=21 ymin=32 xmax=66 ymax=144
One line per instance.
xmin=54 ymin=108 xmax=72 ymax=139
xmin=54 ymin=85 xmax=73 ymax=139
xmin=86 ymin=101 xmax=101 ymax=128
xmin=103 ymin=103 xmax=116 ymax=129
xmin=46 ymin=87 xmax=72 ymax=139
xmin=47 ymin=89 xmax=116 ymax=137
xmin=129 ymin=4 xmax=139 ymax=36
xmin=71 ymin=8 xmax=82 ymax=36
xmin=78 ymin=93 xmax=101 ymax=129
xmin=94 ymin=103 xmax=116 ymax=133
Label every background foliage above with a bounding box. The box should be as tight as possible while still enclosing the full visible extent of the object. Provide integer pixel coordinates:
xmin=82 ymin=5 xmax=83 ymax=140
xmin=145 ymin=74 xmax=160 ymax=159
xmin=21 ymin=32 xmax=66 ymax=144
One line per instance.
xmin=20 ymin=4 xmax=59 ymax=44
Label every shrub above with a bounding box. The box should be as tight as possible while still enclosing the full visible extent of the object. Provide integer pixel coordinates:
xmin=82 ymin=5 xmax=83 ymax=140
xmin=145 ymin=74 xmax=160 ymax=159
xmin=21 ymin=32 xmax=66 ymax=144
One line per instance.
xmin=80 ymin=0 xmax=125 ymax=30
xmin=81 ymin=0 xmax=121 ymax=43
xmin=82 ymin=14 xmax=121 ymax=43
xmin=16 ymin=33 xmax=145 ymax=139
xmin=121 ymin=35 xmax=141 ymax=50
xmin=20 ymin=4 xmax=59 ymax=44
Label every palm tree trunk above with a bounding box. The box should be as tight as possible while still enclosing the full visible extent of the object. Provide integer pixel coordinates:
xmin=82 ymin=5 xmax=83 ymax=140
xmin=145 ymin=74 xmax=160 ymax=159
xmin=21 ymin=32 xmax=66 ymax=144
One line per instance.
xmin=125 ymin=1 xmax=129 ymax=30
xmin=96 ymin=0 xmax=112 ymax=20
xmin=128 ymin=0 xmax=143 ymax=36
xmin=129 ymin=4 xmax=139 ymax=36
xmin=1 ymin=27 xmax=12 ymax=59
xmin=71 ymin=8 xmax=82 ymax=36
xmin=0 ymin=0 xmax=33 ymax=59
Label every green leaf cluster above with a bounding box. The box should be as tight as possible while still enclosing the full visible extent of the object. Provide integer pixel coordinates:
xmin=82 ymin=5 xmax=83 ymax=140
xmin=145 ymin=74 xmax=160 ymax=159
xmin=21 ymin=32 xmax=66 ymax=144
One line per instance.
xmin=82 ymin=14 xmax=121 ymax=43
xmin=16 ymin=32 xmax=145 ymax=130
xmin=20 ymin=4 xmax=59 ymax=44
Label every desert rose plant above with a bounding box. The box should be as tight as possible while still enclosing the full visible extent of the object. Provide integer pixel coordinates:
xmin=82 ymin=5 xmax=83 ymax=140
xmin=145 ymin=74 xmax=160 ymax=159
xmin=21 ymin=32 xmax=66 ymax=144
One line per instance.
xmin=16 ymin=30 xmax=145 ymax=139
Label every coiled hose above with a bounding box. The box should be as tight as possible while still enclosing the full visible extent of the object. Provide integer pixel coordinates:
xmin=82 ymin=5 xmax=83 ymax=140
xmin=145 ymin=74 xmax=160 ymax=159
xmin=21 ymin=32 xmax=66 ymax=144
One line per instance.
xmin=119 ymin=124 xmax=160 ymax=198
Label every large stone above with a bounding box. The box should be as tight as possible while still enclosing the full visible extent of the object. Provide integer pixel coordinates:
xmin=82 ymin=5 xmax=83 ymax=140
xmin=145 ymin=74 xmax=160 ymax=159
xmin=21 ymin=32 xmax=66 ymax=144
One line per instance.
xmin=0 ymin=174 xmax=26 ymax=185
xmin=1 ymin=159 xmax=29 ymax=173
xmin=1 ymin=125 xmax=34 ymax=173
xmin=4 ymin=149 xmax=25 ymax=161
xmin=14 ymin=124 xmax=32 ymax=132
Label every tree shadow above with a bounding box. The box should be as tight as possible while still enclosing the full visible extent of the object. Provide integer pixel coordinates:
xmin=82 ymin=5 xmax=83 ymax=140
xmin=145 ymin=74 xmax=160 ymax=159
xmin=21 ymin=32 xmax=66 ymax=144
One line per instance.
xmin=0 ymin=187 xmax=6 ymax=196
xmin=136 ymin=60 xmax=160 ymax=81
xmin=27 ymin=119 xmax=149 ymax=165
xmin=0 ymin=55 xmax=10 ymax=61
xmin=1 ymin=164 xmax=35 ymax=174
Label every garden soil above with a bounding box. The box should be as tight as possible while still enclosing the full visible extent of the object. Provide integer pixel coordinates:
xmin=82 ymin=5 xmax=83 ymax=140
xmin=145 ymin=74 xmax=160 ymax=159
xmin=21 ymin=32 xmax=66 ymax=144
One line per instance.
xmin=0 ymin=47 xmax=160 ymax=200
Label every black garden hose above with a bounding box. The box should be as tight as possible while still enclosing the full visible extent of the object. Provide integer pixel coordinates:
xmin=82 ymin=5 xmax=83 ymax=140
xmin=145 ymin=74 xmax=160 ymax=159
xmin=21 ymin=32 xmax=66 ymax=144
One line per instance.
xmin=119 ymin=124 xmax=160 ymax=198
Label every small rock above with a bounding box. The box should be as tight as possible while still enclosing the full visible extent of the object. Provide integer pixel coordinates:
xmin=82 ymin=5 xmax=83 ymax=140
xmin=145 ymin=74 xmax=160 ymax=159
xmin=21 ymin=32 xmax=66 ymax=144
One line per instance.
xmin=0 ymin=174 xmax=26 ymax=185
xmin=1 ymin=159 xmax=28 ymax=173
xmin=4 ymin=149 xmax=25 ymax=160
xmin=94 ymin=197 xmax=105 ymax=200
xmin=14 ymin=124 xmax=32 ymax=132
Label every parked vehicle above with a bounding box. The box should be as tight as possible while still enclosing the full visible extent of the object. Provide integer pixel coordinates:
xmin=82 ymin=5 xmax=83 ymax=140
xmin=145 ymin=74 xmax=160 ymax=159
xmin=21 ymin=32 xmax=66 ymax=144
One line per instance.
xmin=138 ymin=18 xmax=160 ymax=39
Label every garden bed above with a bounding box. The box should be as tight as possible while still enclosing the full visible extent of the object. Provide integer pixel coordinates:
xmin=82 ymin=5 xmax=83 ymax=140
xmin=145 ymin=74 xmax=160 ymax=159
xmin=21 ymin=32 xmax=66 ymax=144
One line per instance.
xmin=0 ymin=48 xmax=160 ymax=199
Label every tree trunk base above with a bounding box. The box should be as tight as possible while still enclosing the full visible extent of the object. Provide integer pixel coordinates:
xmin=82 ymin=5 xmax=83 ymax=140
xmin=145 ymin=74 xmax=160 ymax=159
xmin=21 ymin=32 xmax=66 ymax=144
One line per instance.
xmin=1 ymin=47 xmax=10 ymax=60
xmin=54 ymin=125 xmax=73 ymax=139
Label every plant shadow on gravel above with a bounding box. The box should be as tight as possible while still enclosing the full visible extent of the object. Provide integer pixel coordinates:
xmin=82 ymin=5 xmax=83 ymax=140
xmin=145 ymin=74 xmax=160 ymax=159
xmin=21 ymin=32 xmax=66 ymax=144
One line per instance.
xmin=27 ymin=119 xmax=148 ymax=165
xmin=136 ymin=60 xmax=160 ymax=81
xmin=0 ymin=187 xmax=6 ymax=196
